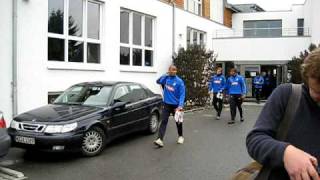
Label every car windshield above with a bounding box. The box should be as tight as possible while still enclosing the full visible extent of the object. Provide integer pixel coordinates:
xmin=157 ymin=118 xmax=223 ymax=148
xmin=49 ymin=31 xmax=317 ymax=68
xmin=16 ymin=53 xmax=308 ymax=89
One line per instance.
xmin=53 ymin=85 xmax=112 ymax=106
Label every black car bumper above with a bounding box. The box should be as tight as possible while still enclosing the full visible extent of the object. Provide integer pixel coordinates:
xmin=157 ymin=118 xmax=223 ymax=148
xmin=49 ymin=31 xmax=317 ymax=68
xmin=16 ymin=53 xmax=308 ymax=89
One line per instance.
xmin=0 ymin=130 xmax=11 ymax=157
xmin=8 ymin=129 xmax=84 ymax=152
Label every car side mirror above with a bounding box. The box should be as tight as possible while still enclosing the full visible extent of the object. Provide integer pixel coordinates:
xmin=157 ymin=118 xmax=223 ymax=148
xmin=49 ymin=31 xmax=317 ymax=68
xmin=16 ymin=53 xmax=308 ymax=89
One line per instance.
xmin=112 ymin=101 xmax=127 ymax=111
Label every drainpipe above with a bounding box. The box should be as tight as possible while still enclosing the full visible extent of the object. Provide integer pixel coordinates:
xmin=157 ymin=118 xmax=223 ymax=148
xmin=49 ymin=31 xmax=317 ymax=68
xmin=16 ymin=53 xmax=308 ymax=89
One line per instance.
xmin=12 ymin=0 xmax=18 ymax=117
xmin=170 ymin=0 xmax=177 ymax=60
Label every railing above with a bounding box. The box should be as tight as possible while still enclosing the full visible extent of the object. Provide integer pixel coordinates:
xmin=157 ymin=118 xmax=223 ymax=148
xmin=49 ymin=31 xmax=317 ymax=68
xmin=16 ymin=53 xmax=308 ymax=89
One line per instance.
xmin=213 ymin=27 xmax=310 ymax=39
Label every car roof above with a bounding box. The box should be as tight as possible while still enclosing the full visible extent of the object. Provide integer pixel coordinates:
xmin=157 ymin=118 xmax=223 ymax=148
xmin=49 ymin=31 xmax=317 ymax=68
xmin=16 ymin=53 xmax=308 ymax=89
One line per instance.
xmin=74 ymin=81 xmax=137 ymax=87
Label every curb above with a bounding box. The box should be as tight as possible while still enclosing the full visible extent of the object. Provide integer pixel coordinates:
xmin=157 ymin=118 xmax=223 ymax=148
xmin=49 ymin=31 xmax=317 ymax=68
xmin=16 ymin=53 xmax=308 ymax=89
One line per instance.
xmin=0 ymin=167 xmax=26 ymax=180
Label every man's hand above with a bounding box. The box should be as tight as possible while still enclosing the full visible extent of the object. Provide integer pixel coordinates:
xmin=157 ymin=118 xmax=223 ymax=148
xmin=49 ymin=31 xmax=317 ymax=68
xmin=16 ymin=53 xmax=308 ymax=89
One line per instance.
xmin=284 ymin=145 xmax=319 ymax=180
xmin=175 ymin=107 xmax=183 ymax=112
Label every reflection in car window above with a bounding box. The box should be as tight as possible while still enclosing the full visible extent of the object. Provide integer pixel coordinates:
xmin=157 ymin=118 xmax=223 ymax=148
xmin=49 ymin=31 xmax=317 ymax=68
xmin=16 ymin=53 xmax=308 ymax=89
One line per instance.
xmin=113 ymin=86 xmax=131 ymax=103
xmin=129 ymin=84 xmax=147 ymax=103
xmin=54 ymin=85 xmax=112 ymax=106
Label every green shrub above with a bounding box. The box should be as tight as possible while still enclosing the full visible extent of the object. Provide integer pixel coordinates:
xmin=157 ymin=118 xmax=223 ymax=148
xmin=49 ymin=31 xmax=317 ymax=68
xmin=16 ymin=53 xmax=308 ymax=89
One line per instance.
xmin=288 ymin=44 xmax=319 ymax=83
xmin=173 ymin=45 xmax=216 ymax=107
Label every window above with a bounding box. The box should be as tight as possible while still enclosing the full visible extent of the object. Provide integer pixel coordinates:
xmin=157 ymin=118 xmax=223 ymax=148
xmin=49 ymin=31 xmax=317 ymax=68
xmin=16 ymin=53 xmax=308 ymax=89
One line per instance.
xmin=297 ymin=18 xmax=304 ymax=36
xmin=113 ymin=86 xmax=131 ymax=103
xmin=186 ymin=27 xmax=206 ymax=47
xmin=48 ymin=0 xmax=102 ymax=64
xmin=120 ymin=9 xmax=155 ymax=67
xmin=186 ymin=0 xmax=202 ymax=16
xmin=128 ymin=85 xmax=148 ymax=102
xmin=243 ymin=20 xmax=282 ymax=37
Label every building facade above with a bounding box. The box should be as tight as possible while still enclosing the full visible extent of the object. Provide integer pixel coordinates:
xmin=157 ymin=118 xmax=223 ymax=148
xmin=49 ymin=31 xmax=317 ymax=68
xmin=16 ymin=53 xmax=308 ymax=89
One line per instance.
xmin=1 ymin=0 xmax=319 ymax=124
xmin=212 ymin=0 xmax=320 ymax=97
xmin=0 ymin=0 xmax=229 ymax=123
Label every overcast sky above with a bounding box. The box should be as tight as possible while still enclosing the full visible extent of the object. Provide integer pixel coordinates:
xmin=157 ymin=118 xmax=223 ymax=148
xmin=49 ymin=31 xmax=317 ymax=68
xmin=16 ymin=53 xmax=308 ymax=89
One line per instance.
xmin=227 ymin=0 xmax=306 ymax=11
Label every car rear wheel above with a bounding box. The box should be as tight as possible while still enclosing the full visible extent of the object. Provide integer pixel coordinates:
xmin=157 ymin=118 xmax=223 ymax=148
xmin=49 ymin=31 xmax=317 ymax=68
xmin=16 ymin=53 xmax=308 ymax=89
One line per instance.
xmin=81 ymin=127 xmax=106 ymax=157
xmin=148 ymin=112 xmax=159 ymax=134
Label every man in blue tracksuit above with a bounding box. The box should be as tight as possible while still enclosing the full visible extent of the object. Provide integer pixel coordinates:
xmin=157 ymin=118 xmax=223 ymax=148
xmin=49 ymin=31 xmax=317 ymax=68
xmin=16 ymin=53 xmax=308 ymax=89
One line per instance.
xmin=253 ymin=73 xmax=264 ymax=104
xmin=226 ymin=68 xmax=247 ymax=124
xmin=209 ymin=67 xmax=226 ymax=120
xmin=154 ymin=65 xmax=186 ymax=147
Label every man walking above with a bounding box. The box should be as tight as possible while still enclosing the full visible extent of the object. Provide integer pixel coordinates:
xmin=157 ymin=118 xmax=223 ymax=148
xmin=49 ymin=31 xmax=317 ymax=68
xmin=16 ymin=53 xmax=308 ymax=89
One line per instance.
xmin=253 ymin=72 xmax=264 ymax=104
xmin=246 ymin=48 xmax=320 ymax=180
xmin=154 ymin=65 xmax=186 ymax=148
xmin=209 ymin=67 xmax=226 ymax=120
xmin=226 ymin=68 xmax=247 ymax=124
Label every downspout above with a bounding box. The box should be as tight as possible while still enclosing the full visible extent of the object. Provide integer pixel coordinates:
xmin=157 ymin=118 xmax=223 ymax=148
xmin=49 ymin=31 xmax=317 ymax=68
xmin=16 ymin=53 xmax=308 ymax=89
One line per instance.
xmin=12 ymin=0 xmax=18 ymax=117
xmin=170 ymin=0 xmax=176 ymax=60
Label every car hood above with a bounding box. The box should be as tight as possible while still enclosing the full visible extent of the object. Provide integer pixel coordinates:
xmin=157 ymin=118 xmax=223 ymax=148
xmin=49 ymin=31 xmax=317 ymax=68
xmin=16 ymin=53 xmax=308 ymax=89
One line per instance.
xmin=14 ymin=104 xmax=105 ymax=123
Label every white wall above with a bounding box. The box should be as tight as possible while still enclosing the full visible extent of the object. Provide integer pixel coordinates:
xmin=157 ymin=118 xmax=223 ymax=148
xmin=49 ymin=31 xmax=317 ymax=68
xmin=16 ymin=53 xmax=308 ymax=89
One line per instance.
xmin=231 ymin=4 xmax=306 ymax=37
xmin=212 ymin=37 xmax=311 ymax=61
xmin=0 ymin=0 xmax=13 ymax=124
xmin=211 ymin=0 xmax=224 ymax=24
xmin=175 ymin=8 xmax=229 ymax=52
xmin=310 ymin=0 xmax=320 ymax=43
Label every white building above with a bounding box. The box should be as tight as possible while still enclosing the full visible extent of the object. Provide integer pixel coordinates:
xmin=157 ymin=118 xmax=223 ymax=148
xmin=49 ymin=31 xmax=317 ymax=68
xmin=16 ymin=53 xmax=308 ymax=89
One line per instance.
xmin=1 ymin=0 xmax=319 ymax=124
xmin=0 ymin=0 xmax=228 ymax=123
xmin=212 ymin=0 xmax=320 ymax=96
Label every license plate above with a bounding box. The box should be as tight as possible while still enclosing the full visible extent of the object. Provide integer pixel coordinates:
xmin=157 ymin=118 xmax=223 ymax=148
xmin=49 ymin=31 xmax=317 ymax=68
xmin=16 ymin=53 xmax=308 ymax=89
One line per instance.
xmin=15 ymin=136 xmax=35 ymax=145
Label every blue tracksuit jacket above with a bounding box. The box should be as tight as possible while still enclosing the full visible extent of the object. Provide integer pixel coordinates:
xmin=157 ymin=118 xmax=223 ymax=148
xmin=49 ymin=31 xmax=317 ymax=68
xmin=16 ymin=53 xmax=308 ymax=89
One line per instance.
xmin=226 ymin=74 xmax=247 ymax=95
xmin=156 ymin=75 xmax=186 ymax=107
xmin=209 ymin=74 xmax=226 ymax=93
xmin=253 ymin=76 xmax=265 ymax=89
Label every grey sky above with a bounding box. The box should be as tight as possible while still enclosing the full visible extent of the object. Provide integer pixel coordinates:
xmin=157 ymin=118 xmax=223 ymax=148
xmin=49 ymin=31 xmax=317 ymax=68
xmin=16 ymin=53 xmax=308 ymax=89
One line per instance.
xmin=227 ymin=0 xmax=306 ymax=11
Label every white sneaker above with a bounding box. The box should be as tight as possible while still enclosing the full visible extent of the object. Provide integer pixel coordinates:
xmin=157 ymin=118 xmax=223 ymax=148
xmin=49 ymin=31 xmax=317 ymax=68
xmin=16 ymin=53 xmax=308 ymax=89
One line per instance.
xmin=177 ymin=136 xmax=184 ymax=144
xmin=154 ymin=138 xmax=164 ymax=147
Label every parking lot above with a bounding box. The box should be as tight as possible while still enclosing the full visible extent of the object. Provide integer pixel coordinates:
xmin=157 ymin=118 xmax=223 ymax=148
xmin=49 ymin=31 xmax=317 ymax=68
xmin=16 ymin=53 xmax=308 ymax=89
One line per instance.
xmin=2 ymin=105 xmax=262 ymax=180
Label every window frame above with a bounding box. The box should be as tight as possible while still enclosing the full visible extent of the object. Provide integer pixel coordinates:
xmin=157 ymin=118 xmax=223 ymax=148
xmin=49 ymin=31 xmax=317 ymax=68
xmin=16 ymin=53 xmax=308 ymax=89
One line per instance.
xmin=120 ymin=9 xmax=155 ymax=68
xmin=48 ymin=0 xmax=103 ymax=64
xmin=186 ymin=0 xmax=202 ymax=16
xmin=243 ymin=20 xmax=282 ymax=38
xmin=186 ymin=27 xmax=207 ymax=47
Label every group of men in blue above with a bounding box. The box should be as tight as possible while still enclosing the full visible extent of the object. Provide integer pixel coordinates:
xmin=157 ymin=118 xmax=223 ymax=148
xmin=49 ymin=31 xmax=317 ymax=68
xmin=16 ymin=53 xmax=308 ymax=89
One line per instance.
xmin=209 ymin=67 xmax=247 ymax=124
xmin=153 ymin=64 xmax=264 ymax=147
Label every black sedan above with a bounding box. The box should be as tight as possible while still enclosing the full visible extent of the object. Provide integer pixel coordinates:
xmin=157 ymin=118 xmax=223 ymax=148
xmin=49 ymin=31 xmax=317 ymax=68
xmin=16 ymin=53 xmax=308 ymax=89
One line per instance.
xmin=8 ymin=82 xmax=162 ymax=156
xmin=0 ymin=111 xmax=11 ymax=158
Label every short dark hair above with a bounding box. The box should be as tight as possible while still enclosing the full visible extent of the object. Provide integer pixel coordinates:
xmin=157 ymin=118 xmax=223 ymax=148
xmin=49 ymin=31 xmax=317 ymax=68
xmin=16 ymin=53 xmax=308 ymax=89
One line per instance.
xmin=301 ymin=48 xmax=320 ymax=83
xmin=230 ymin=68 xmax=237 ymax=73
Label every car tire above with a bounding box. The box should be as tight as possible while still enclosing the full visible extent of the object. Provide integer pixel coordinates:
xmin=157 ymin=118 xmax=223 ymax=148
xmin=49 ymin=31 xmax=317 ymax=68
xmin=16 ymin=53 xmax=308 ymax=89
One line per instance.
xmin=81 ymin=126 xmax=106 ymax=157
xmin=147 ymin=112 xmax=159 ymax=134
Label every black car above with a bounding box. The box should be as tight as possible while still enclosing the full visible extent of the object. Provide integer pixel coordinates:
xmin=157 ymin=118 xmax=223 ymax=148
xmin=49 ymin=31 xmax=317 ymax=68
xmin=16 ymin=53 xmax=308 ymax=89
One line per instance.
xmin=0 ymin=111 xmax=11 ymax=158
xmin=8 ymin=82 xmax=162 ymax=156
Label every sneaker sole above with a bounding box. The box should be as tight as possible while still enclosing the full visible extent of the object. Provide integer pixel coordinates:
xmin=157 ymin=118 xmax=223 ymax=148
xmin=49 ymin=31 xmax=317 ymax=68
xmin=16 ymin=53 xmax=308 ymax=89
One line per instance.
xmin=153 ymin=141 xmax=164 ymax=148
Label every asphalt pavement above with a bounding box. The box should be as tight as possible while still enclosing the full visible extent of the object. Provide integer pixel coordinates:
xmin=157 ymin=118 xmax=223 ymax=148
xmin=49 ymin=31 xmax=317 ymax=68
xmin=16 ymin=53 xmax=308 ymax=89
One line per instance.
xmin=1 ymin=105 xmax=263 ymax=180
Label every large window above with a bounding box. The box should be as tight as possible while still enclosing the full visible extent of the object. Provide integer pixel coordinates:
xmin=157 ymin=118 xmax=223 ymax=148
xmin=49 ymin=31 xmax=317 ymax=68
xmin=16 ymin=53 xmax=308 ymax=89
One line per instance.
xmin=186 ymin=0 xmax=202 ymax=16
xmin=48 ymin=0 xmax=102 ymax=63
xmin=187 ymin=27 xmax=206 ymax=47
xmin=243 ymin=20 xmax=282 ymax=37
xmin=120 ymin=9 xmax=155 ymax=67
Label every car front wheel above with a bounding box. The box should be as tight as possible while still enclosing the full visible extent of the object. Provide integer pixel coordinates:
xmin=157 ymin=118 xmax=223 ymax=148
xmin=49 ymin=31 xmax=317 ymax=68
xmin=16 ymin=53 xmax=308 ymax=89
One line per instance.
xmin=81 ymin=126 xmax=106 ymax=157
xmin=148 ymin=112 xmax=159 ymax=134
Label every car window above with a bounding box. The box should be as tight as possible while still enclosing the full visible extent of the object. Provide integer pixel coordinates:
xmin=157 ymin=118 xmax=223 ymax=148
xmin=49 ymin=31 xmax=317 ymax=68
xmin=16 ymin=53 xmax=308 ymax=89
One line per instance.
xmin=128 ymin=84 xmax=148 ymax=103
xmin=54 ymin=85 xmax=112 ymax=106
xmin=83 ymin=86 xmax=112 ymax=106
xmin=113 ymin=86 xmax=131 ymax=103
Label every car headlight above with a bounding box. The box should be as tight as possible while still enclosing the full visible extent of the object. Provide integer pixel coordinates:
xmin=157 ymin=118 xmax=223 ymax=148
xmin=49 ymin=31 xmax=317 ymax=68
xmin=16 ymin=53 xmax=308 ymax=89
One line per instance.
xmin=10 ymin=120 xmax=20 ymax=130
xmin=44 ymin=122 xmax=77 ymax=134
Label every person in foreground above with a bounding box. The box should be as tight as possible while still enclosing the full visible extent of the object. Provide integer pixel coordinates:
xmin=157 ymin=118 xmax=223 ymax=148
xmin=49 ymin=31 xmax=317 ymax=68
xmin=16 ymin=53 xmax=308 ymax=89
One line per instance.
xmin=246 ymin=48 xmax=320 ymax=180
xmin=154 ymin=65 xmax=186 ymax=148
